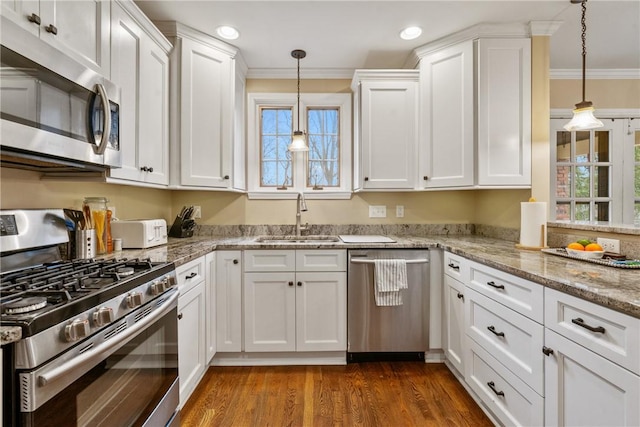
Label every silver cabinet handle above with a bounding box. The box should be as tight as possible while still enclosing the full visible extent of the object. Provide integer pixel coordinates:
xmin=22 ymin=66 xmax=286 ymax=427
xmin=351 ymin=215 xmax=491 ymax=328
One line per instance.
xmin=350 ymin=258 xmax=428 ymax=265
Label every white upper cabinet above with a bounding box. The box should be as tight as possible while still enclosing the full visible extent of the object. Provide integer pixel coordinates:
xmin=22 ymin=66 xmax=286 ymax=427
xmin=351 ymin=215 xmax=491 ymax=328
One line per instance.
xmin=2 ymin=0 xmax=110 ymax=78
xmin=352 ymin=70 xmax=419 ymax=190
xmin=476 ymin=38 xmax=531 ymax=187
xmin=416 ymin=34 xmax=531 ymax=189
xmin=419 ymin=40 xmax=475 ymax=189
xmin=158 ymin=22 xmax=246 ymax=190
xmin=109 ymin=1 xmax=170 ymax=186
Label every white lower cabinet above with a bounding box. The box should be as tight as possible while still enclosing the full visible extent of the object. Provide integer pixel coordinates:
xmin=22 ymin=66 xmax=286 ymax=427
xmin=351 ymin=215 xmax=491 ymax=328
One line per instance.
xmin=215 ymin=251 xmax=242 ymax=352
xmin=243 ymin=250 xmax=346 ymax=353
xmin=443 ymin=274 xmax=466 ymax=375
xmin=544 ymin=328 xmax=640 ymax=427
xmin=204 ymin=252 xmax=216 ymax=363
xmin=176 ymin=257 xmax=206 ymax=407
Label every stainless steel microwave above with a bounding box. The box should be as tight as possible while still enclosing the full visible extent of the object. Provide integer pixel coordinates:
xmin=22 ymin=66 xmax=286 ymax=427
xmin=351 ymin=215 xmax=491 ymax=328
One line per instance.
xmin=0 ymin=45 xmax=121 ymax=171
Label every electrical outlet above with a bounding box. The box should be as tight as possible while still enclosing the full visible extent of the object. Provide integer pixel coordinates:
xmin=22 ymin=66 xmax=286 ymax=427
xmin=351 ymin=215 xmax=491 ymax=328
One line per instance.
xmin=596 ymin=237 xmax=620 ymax=253
xmin=193 ymin=206 xmax=202 ymax=219
xmin=369 ymin=205 xmax=386 ymax=218
xmin=396 ymin=205 xmax=404 ymax=218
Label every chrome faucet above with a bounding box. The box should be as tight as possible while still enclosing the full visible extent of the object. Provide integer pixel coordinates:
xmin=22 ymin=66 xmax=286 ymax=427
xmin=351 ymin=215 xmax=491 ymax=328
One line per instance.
xmin=295 ymin=192 xmax=308 ymax=237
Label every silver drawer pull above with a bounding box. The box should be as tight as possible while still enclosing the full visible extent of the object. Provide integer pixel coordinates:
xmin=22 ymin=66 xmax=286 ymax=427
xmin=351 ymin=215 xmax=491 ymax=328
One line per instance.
xmin=350 ymin=258 xmax=428 ymax=264
xmin=571 ymin=317 xmax=605 ymax=334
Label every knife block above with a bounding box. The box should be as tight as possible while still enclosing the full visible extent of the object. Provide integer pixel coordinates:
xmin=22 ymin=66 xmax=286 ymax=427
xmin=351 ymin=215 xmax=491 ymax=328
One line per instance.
xmin=168 ymin=216 xmax=194 ymax=238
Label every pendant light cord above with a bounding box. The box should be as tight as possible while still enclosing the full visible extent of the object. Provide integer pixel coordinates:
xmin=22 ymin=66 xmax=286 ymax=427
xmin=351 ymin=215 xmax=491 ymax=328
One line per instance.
xmin=297 ymin=56 xmax=301 ymax=131
xmin=580 ymin=0 xmax=587 ymax=103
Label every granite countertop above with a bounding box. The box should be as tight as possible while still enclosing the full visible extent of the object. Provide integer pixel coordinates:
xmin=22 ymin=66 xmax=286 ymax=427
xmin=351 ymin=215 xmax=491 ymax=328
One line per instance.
xmin=1 ymin=326 xmax=22 ymax=346
xmin=111 ymin=235 xmax=639 ymax=320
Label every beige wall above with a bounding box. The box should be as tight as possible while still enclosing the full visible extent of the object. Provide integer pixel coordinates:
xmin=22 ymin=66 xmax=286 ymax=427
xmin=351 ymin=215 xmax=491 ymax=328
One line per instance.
xmin=551 ymin=79 xmax=640 ymax=109
xmin=0 ymin=168 xmax=172 ymax=220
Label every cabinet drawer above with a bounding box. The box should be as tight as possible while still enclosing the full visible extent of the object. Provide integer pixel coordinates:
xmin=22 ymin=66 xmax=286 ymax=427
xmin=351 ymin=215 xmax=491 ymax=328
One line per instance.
xmin=444 ymin=251 xmax=469 ymax=282
xmin=176 ymin=257 xmax=205 ymax=295
xmin=545 ymin=288 xmax=640 ymax=375
xmin=296 ymin=250 xmax=346 ymax=272
xmin=466 ymin=288 xmax=544 ymax=394
xmin=244 ymin=250 xmax=295 ymax=272
xmin=465 ymin=339 xmax=543 ymax=427
xmin=468 ymin=260 xmax=543 ymax=323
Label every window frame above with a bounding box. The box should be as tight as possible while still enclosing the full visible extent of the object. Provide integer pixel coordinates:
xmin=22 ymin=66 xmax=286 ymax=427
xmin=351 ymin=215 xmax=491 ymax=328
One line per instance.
xmin=247 ymin=92 xmax=352 ymax=199
xmin=550 ymin=109 xmax=640 ymax=225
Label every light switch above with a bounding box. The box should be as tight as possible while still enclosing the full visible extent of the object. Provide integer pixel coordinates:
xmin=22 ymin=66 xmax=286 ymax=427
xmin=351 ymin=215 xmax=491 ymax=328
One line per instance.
xmin=396 ymin=205 xmax=404 ymax=217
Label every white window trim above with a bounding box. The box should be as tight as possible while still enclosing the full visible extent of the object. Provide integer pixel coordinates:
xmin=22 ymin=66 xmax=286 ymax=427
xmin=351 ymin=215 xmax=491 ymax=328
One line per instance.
xmin=247 ymin=92 xmax=352 ymax=199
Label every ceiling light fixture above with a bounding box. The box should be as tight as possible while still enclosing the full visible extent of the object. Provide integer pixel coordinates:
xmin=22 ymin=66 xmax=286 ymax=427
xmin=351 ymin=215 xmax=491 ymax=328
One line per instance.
xmin=216 ymin=25 xmax=239 ymax=40
xmin=400 ymin=26 xmax=422 ymax=40
xmin=563 ymin=0 xmax=603 ymax=131
xmin=288 ymin=49 xmax=309 ymax=152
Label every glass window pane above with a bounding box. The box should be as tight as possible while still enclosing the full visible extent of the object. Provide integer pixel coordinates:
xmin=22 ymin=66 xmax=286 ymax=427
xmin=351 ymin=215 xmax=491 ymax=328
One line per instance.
xmin=261 ymin=161 xmax=276 ymax=186
xmin=556 ymin=131 xmax=571 ymax=162
xmin=262 ymin=135 xmax=276 ymax=159
xmin=307 ymin=108 xmax=340 ymax=187
xmin=575 ymin=131 xmax=590 ymax=162
xmin=594 ymin=166 xmax=609 ymax=197
xmin=594 ymin=130 xmax=610 ymax=162
xmin=634 ymin=130 xmax=640 ymax=162
xmin=277 ymin=160 xmax=292 ymax=187
xmin=261 ymin=108 xmax=292 ymax=188
xmin=262 ymin=109 xmax=276 ymax=134
xmin=595 ymin=202 xmax=609 ymax=222
xmin=277 ymin=109 xmax=292 ymax=130
xmin=635 ymin=165 xmax=640 ymax=197
xmin=556 ymin=166 xmax=571 ymax=197
xmin=575 ymin=203 xmax=590 ymax=221
xmin=556 ymin=202 xmax=571 ymax=221
xmin=575 ymin=166 xmax=590 ymax=197
xmin=634 ymin=202 xmax=640 ymax=225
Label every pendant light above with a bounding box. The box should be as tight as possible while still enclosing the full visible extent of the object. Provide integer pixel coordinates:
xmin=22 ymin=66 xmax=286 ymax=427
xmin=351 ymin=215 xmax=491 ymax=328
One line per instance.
xmin=563 ymin=0 xmax=603 ymax=131
xmin=288 ymin=49 xmax=309 ymax=152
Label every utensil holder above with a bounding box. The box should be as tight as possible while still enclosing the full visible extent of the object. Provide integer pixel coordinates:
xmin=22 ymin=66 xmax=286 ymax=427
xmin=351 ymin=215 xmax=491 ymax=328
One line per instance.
xmin=75 ymin=229 xmax=97 ymax=259
xmin=168 ymin=216 xmax=195 ymax=238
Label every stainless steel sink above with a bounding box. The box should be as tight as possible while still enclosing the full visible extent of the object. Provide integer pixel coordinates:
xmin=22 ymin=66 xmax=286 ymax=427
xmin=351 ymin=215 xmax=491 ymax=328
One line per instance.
xmin=255 ymin=235 xmax=341 ymax=243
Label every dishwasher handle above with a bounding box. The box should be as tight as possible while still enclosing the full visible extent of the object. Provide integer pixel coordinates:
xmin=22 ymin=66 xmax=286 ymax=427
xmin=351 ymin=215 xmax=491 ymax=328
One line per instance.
xmin=349 ymin=258 xmax=429 ymax=264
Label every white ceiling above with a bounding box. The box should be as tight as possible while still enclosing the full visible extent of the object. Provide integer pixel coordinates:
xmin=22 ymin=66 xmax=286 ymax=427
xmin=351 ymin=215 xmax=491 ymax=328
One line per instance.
xmin=134 ymin=0 xmax=640 ymax=77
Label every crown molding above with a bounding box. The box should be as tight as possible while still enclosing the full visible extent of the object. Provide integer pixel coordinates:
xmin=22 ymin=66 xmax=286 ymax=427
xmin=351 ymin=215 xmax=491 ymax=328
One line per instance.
xmin=529 ymin=20 xmax=564 ymax=36
xmin=115 ymin=0 xmax=172 ymax=52
xmin=550 ymin=69 xmax=640 ymax=79
xmin=155 ymin=21 xmax=239 ymax=58
xmin=246 ymin=68 xmax=354 ymax=79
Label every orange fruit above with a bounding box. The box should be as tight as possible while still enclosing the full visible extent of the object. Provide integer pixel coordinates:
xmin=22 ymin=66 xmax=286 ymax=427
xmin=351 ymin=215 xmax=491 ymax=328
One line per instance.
xmin=585 ymin=243 xmax=603 ymax=251
xmin=567 ymin=242 xmax=585 ymax=250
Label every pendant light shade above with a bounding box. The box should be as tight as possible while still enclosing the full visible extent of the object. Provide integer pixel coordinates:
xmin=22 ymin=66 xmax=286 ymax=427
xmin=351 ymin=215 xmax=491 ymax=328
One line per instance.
xmin=288 ymin=49 xmax=309 ymax=152
xmin=564 ymin=0 xmax=603 ymax=131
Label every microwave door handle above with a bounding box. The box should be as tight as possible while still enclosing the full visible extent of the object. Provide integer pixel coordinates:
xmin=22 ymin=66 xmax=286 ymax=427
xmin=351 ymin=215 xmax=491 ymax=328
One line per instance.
xmin=93 ymin=83 xmax=111 ymax=155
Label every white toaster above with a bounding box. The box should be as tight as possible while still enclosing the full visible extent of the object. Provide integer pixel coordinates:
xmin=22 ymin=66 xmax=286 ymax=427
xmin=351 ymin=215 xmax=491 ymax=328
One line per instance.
xmin=111 ymin=219 xmax=168 ymax=249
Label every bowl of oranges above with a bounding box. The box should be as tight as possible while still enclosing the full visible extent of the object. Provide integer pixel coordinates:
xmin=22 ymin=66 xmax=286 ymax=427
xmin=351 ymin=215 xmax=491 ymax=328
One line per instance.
xmin=566 ymin=240 xmax=605 ymax=259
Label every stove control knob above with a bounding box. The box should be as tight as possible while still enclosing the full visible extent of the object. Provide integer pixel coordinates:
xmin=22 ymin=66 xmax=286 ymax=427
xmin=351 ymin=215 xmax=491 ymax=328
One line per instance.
xmin=150 ymin=279 xmax=167 ymax=296
xmin=64 ymin=318 xmax=90 ymax=342
xmin=126 ymin=292 xmax=143 ymax=309
xmin=167 ymin=275 xmax=177 ymax=288
xmin=93 ymin=307 xmax=114 ymax=327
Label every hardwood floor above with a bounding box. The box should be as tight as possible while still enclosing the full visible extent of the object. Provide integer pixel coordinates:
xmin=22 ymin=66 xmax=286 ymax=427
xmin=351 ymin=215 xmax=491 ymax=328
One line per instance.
xmin=180 ymin=362 xmax=493 ymax=426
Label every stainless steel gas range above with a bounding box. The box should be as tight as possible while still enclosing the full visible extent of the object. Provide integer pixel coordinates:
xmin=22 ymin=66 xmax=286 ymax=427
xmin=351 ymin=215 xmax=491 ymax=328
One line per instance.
xmin=1 ymin=209 xmax=179 ymax=427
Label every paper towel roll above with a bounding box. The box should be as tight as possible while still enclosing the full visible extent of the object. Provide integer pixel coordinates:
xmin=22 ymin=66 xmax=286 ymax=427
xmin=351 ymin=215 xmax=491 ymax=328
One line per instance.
xmin=519 ymin=202 xmax=547 ymax=248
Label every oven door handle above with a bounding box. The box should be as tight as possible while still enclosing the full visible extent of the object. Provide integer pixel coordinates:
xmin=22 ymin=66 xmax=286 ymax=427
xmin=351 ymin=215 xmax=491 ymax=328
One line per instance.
xmin=38 ymin=290 xmax=178 ymax=387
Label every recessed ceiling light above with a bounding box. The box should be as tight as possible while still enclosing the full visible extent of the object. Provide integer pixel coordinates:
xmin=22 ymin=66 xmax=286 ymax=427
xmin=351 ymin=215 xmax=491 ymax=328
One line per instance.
xmin=216 ymin=26 xmax=239 ymax=40
xmin=400 ymin=26 xmax=422 ymax=40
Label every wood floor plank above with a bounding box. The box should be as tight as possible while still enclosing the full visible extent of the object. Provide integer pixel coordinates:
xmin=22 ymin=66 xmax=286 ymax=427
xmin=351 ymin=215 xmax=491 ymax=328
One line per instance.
xmin=180 ymin=362 xmax=494 ymax=427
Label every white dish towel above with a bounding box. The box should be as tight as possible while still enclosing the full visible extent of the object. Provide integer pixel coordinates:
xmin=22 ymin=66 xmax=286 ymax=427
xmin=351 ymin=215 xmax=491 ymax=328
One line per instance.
xmin=373 ymin=259 xmax=408 ymax=306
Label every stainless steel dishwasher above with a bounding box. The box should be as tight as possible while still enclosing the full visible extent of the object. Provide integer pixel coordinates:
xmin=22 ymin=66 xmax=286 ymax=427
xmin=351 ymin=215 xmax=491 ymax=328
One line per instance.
xmin=347 ymin=249 xmax=429 ymax=362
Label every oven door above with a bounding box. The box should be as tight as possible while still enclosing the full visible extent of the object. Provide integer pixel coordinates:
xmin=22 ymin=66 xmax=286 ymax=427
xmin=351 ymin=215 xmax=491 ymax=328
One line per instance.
xmin=17 ymin=290 xmax=178 ymax=427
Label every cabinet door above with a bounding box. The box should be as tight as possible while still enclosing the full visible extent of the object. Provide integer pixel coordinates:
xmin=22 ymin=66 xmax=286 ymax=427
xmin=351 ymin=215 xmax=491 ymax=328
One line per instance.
xmin=360 ymin=80 xmax=417 ymax=189
xmin=137 ymin=36 xmax=169 ymax=185
xmin=295 ymin=272 xmax=346 ymax=351
xmin=1 ymin=0 xmax=41 ymax=37
xmin=215 ymin=251 xmax=242 ymax=352
xmin=444 ymin=275 xmax=466 ymax=374
xmin=178 ymin=280 xmax=205 ymax=407
xmin=244 ymin=272 xmax=296 ymax=352
xmin=477 ymin=38 xmax=531 ymax=186
xmin=544 ymin=329 xmax=640 ymax=427
xmin=109 ymin=5 xmax=142 ymax=182
xmin=204 ymin=252 xmax=216 ymax=363
xmin=39 ymin=0 xmax=110 ymax=77
xmin=420 ymin=40 xmax=474 ymax=188
xmin=179 ymin=37 xmax=233 ymax=188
